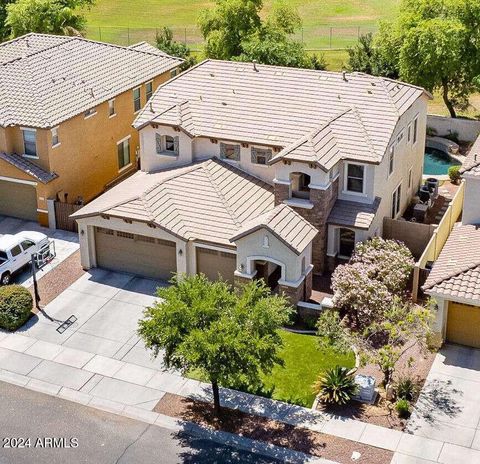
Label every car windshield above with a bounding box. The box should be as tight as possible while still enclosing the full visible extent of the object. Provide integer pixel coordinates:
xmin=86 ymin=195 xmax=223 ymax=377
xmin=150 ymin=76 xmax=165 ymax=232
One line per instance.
xmin=0 ymin=251 xmax=8 ymax=264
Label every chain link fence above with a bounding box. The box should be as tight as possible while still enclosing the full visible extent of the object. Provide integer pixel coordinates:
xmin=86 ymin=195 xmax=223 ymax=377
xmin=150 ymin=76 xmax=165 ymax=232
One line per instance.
xmin=85 ymin=25 xmax=377 ymax=51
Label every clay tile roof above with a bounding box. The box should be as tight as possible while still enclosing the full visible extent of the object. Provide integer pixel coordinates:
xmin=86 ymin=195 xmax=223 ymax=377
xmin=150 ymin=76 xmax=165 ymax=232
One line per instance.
xmin=230 ymin=203 xmax=318 ymax=254
xmin=72 ymin=158 xmax=275 ymax=246
xmin=0 ymin=152 xmax=57 ymax=183
xmin=328 ymin=197 xmax=381 ymax=230
xmin=460 ymin=135 xmax=480 ymax=177
xmin=134 ymin=60 xmax=428 ymax=165
xmin=423 ymin=224 xmax=480 ymax=302
xmin=0 ymin=33 xmax=182 ymax=128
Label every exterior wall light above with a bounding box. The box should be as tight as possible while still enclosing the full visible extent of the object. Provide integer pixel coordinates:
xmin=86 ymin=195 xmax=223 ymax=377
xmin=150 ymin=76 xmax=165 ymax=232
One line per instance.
xmin=80 ymin=229 xmax=85 ymax=236
xmin=178 ymin=249 xmax=183 ymax=256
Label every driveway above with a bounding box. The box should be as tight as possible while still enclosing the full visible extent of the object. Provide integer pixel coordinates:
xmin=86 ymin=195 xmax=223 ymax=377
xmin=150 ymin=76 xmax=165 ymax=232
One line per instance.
xmin=0 ymin=215 xmax=79 ymax=287
xmin=406 ymin=344 xmax=480 ymax=456
xmin=18 ymin=268 xmax=166 ymax=364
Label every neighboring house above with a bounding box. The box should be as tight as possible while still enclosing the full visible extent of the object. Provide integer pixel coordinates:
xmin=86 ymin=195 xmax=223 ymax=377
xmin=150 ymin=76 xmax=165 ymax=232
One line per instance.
xmin=0 ymin=33 xmax=182 ymax=226
xmin=424 ymin=136 xmax=480 ymax=348
xmin=73 ymin=60 xmax=429 ymax=304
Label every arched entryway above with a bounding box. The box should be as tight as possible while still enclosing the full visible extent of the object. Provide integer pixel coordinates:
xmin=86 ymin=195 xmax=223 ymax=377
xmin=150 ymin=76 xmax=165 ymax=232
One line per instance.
xmin=253 ymin=259 xmax=282 ymax=293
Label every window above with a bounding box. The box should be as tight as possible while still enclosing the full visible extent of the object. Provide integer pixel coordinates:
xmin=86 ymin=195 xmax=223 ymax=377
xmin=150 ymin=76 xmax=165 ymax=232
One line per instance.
xmin=20 ymin=240 xmax=35 ymax=252
xmin=10 ymin=245 xmax=22 ymax=257
xmin=133 ymin=87 xmax=141 ymax=113
xmin=251 ymin=147 xmax=272 ymax=165
xmin=346 ymin=163 xmax=365 ymax=194
xmin=170 ymin=69 xmax=178 ymax=78
xmin=22 ymin=129 xmax=37 ymax=157
xmin=408 ymin=167 xmax=413 ymax=190
xmin=339 ymin=229 xmax=355 ymax=258
xmin=291 ymin=172 xmax=311 ymax=199
xmin=145 ymin=81 xmax=153 ymax=101
xmin=155 ymin=134 xmax=179 ymax=155
xmin=117 ymin=137 xmax=131 ymax=170
xmin=407 ymin=123 xmax=412 ymax=143
xmin=51 ymin=127 xmax=59 ymax=147
xmin=84 ymin=108 xmax=96 ymax=118
xmin=392 ymin=183 xmax=402 ymax=218
xmin=389 ymin=145 xmax=395 ymax=176
xmin=413 ymin=117 xmax=418 ymax=144
xmin=397 ymin=130 xmax=404 ymax=144
xmin=220 ymin=143 xmax=240 ymax=161
xmin=108 ymin=99 xmax=116 ymax=117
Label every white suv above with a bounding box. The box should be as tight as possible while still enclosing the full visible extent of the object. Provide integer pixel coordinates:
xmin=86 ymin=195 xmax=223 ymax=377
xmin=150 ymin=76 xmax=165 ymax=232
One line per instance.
xmin=0 ymin=231 xmax=49 ymax=286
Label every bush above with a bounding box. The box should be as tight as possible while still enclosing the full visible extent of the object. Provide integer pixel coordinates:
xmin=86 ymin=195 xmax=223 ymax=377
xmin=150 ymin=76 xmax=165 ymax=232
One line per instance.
xmin=0 ymin=285 xmax=33 ymax=331
xmin=395 ymin=398 xmax=411 ymax=418
xmin=314 ymin=366 xmax=358 ymax=405
xmin=448 ymin=165 xmax=461 ymax=184
xmin=395 ymin=377 xmax=417 ymax=401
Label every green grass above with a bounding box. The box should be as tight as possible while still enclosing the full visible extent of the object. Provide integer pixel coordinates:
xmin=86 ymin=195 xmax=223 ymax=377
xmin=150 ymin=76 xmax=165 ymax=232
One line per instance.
xmin=83 ymin=0 xmax=399 ymax=50
xmin=188 ymin=330 xmax=355 ymax=408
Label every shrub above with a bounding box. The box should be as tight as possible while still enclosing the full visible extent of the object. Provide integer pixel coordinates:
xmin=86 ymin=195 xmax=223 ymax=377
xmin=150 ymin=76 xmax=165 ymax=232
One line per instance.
xmin=395 ymin=377 xmax=418 ymax=401
xmin=0 ymin=285 xmax=33 ymax=331
xmin=314 ymin=366 xmax=358 ymax=405
xmin=395 ymin=398 xmax=411 ymax=418
xmin=445 ymin=130 xmax=460 ymax=144
xmin=448 ymin=165 xmax=461 ymax=184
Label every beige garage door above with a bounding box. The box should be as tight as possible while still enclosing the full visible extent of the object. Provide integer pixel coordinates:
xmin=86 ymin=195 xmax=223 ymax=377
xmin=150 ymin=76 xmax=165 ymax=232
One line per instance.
xmin=447 ymin=302 xmax=480 ymax=348
xmin=196 ymin=247 xmax=236 ymax=284
xmin=0 ymin=180 xmax=37 ymax=221
xmin=95 ymin=227 xmax=176 ymax=280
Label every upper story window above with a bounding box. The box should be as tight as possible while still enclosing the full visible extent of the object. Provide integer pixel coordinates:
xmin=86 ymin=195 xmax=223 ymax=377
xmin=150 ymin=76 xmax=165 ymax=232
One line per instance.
xmin=22 ymin=128 xmax=37 ymax=157
xmin=407 ymin=123 xmax=412 ymax=143
xmin=133 ymin=87 xmax=141 ymax=113
xmin=84 ymin=107 xmax=96 ymax=119
xmin=345 ymin=163 xmax=365 ymax=194
xmin=170 ymin=69 xmax=178 ymax=78
xmin=220 ymin=142 xmax=240 ymax=162
xmin=108 ymin=99 xmax=116 ymax=117
xmin=397 ymin=130 xmax=404 ymax=144
xmin=251 ymin=147 xmax=272 ymax=165
xmin=51 ymin=127 xmax=60 ymax=147
xmin=290 ymin=172 xmax=311 ymax=200
xmin=392 ymin=183 xmax=402 ymax=218
xmin=155 ymin=134 xmax=179 ymax=156
xmin=413 ymin=117 xmax=418 ymax=144
xmin=117 ymin=137 xmax=131 ymax=170
xmin=408 ymin=167 xmax=413 ymax=190
xmin=389 ymin=145 xmax=395 ymax=176
xmin=145 ymin=81 xmax=153 ymax=101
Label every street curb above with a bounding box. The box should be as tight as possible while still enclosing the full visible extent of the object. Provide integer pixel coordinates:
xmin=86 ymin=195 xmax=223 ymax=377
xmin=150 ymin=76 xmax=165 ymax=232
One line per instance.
xmin=0 ymin=374 xmax=334 ymax=464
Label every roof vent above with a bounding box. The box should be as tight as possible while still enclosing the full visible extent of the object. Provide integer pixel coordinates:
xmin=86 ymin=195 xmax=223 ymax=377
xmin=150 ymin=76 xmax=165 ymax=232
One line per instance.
xmin=150 ymin=102 xmax=154 ymax=113
xmin=222 ymin=101 xmax=227 ymax=106
xmin=210 ymin=72 xmax=215 ymax=77
xmin=342 ymin=71 xmax=348 ymax=81
xmin=253 ymin=60 xmax=259 ymax=72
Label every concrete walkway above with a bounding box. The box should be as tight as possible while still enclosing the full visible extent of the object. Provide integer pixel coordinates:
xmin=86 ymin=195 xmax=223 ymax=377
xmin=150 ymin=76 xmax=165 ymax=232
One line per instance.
xmin=0 ymin=270 xmax=479 ymax=463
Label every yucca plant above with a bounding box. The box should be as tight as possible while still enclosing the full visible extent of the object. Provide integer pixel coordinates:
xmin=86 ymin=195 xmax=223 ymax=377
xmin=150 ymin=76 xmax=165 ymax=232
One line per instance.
xmin=314 ymin=366 xmax=358 ymax=405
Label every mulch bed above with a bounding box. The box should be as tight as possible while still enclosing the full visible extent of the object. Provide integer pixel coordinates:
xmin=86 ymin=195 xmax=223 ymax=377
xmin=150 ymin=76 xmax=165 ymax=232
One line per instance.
xmin=155 ymin=393 xmax=393 ymax=464
xmin=29 ymin=250 xmax=85 ymax=311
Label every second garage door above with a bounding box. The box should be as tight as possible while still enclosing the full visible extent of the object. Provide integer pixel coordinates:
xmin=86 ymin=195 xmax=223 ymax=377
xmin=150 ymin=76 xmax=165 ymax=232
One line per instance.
xmin=447 ymin=302 xmax=480 ymax=348
xmin=196 ymin=247 xmax=236 ymax=284
xmin=0 ymin=180 xmax=37 ymax=221
xmin=95 ymin=227 xmax=177 ymax=280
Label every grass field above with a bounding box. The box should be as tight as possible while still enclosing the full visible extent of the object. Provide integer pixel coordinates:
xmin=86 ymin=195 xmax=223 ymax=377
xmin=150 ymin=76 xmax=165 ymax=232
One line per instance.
xmin=188 ymin=330 xmax=355 ymax=408
xmin=84 ymin=0 xmax=399 ymax=49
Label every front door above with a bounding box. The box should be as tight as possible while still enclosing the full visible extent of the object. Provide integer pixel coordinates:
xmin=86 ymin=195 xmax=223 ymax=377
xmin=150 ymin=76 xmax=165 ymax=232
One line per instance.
xmin=339 ymin=228 xmax=355 ymax=258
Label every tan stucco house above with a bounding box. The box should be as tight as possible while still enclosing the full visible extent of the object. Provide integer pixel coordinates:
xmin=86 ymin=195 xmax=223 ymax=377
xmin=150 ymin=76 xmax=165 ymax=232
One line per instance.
xmin=0 ymin=33 xmax=182 ymax=226
xmin=424 ymin=136 xmax=480 ymax=348
xmin=73 ymin=60 xmax=429 ymax=304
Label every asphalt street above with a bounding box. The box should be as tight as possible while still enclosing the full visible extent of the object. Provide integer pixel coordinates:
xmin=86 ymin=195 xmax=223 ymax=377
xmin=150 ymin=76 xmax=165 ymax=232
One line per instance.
xmin=0 ymin=381 xmax=281 ymax=464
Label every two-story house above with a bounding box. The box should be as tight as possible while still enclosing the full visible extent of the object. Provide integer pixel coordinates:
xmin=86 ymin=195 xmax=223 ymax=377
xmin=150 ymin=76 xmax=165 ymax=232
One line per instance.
xmin=0 ymin=33 xmax=182 ymax=226
xmin=73 ymin=60 xmax=429 ymax=304
xmin=424 ymin=136 xmax=480 ymax=348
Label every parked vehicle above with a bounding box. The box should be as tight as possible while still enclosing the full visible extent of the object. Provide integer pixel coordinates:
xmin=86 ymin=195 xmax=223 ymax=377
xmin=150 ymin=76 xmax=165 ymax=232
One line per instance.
xmin=0 ymin=232 xmax=49 ymax=285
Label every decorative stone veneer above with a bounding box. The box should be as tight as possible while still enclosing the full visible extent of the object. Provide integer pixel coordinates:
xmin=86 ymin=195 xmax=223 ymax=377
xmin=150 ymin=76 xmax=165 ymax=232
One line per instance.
xmin=234 ymin=275 xmax=254 ymax=287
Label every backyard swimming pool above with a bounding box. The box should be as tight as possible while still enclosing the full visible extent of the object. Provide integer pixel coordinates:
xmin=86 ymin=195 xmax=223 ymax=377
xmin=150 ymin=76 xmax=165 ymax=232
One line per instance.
xmin=424 ymin=147 xmax=461 ymax=175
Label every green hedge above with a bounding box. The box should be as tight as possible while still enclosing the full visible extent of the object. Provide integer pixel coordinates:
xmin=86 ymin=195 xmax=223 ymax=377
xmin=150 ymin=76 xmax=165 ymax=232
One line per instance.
xmin=0 ymin=285 xmax=33 ymax=331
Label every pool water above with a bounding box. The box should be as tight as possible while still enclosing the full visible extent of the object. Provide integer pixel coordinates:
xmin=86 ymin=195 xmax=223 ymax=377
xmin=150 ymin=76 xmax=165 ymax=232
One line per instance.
xmin=424 ymin=147 xmax=461 ymax=175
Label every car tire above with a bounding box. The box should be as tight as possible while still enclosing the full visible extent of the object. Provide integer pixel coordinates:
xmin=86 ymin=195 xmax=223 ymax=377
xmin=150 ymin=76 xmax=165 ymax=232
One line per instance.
xmin=0 ymin=272 xmax=11 ymax=286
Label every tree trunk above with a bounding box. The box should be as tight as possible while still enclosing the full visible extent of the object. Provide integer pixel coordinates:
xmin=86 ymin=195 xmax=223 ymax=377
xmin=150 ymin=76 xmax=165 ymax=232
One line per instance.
xmin=442 ymin=79 xmax=457 ymax=118
xmin=211 ymin=380 xmax=221 ymax=416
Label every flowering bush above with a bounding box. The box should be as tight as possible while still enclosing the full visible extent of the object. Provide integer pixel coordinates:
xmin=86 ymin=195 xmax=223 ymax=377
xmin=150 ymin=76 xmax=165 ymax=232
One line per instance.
xmin=351 ymin=237 xmax=414 ymax=293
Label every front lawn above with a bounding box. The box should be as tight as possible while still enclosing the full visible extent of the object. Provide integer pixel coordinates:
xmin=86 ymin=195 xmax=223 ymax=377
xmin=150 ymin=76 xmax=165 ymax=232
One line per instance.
xmin=189 ymin=329 xmax=355 ymax=408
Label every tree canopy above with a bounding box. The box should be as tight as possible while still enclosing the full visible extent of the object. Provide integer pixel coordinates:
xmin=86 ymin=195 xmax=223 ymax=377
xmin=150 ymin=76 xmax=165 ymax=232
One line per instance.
xmin=138 ymin=274 xmax=292 ymax=414
xmin=347 ymin=0 xmax=480 ymax=117
xmin=0 ymin=0 xmax=15 ymax=42
xmin=6 ymin=0 xmax=94 ymax=38
xmin=198 ymin=0 xmax=325 ymax=70
xmin=156 ymin=27 xmax=197 ymax=71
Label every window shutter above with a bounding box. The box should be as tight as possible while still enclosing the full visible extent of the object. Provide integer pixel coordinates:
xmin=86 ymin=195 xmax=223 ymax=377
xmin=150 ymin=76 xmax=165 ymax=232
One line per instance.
xmin=155 ymin=134 xmax=162 ymax=154
xmin=234 ymin=144 xmax=240 ymax=161
xmin=220 ymin=142 xmax=226 ymax=159
xmin=174 ymin=136 xmax=179 ymax=154
xmin=251 ymin=147 xmax=257 ymax=163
